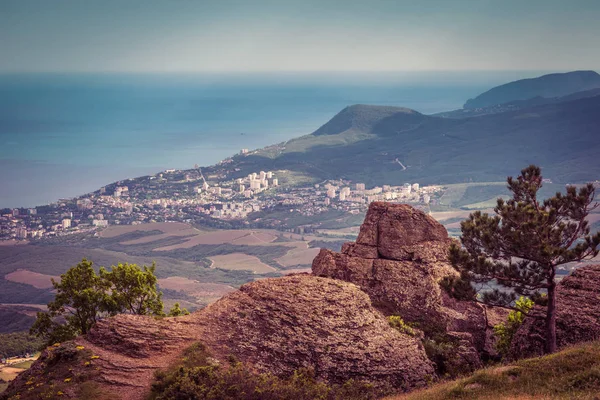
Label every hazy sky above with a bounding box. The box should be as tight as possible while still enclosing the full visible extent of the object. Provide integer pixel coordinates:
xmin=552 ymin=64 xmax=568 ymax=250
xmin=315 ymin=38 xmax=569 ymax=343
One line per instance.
xmin=1 ymin=0 xmax=599 ymax=73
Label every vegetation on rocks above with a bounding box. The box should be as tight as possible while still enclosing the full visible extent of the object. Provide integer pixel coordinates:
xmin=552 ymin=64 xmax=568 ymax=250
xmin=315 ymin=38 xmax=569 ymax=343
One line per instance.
xmin=493 ymin=296 xmax=534 ymax=357
xmin=150 ymin=342 xmax=382 ymax=400
xmin=0 ymin=342 xmax=109 ymax=400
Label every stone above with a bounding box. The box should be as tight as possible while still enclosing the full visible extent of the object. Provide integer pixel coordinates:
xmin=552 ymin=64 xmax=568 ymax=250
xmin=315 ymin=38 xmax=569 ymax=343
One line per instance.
xmin=312 ymin=202 xmax=507 ymax=370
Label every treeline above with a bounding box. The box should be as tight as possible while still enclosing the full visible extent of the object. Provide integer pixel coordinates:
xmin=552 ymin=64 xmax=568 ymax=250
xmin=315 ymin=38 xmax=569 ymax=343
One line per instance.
xmin=0 ymin=332 xmax=43 ymax=358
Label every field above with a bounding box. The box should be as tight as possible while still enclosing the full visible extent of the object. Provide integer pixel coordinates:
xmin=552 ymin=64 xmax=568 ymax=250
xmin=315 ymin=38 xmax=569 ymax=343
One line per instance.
xmin=0 ymin=355 xmax=38 ymax=393
xmin=4 ymin=270 xmax=58 ymax=289
xmin=208 ymin=253 xmax=277 ymax=274
xmin=275 ymin=247 xmax=321 ymax=268
xmin=100 ymin=222 xmax=203 ymax=239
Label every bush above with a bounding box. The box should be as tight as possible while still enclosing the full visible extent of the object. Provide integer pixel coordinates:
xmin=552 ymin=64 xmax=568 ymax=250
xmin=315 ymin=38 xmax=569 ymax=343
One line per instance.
xmin=493 ymin=296 xmax=534 ymax=357
xmin=388 ymin=316 xmax=417 ymax=337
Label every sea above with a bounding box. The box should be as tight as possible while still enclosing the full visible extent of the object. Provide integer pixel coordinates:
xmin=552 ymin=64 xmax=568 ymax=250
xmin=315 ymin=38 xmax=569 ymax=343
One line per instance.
xmin=0 ymin=71 xmax=547 ymax=208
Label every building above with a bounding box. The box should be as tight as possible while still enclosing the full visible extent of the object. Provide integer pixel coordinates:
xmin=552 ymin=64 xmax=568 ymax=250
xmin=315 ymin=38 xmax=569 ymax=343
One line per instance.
xmin=259 ymin=171 xmax=266 ymax=180
xmin=412 ymin=183 xmax=420 ymax=191
xmin=327 ymin=188 xmax=336 ymax=198
xmin=16 ymin=227 xmax=27 ymax=239
xmin=423 ymin=194 xmax=431 ymax=204
xmin=356 ymin=183 xmax=366 ymax=191
xmin=93 ymin=219 xmax=109 ymax=227
xmin=62 ymin=218 xmax=71 ymax=229
xmin=250 ymin=180 xmax=261 ymax=190
xmin=266 ymin=171 xmax=273 ymax=179
xmin=239 ymin=184 xmax=245 ymax=193
xmin=272 ymin=178 xmax=278 ymax=187
xmin=240 ymin=149 xmax=249 ymax=154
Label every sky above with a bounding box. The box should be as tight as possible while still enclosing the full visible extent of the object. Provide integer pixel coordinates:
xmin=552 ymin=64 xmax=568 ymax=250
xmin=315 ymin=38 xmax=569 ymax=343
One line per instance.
xmin=1 ymin=0 xmax=600 ymax=73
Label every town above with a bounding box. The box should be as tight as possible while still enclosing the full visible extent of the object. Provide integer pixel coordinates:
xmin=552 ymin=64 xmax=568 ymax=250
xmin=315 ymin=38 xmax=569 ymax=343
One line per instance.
xmin=0 ymin=160 xmax=444 ymax=241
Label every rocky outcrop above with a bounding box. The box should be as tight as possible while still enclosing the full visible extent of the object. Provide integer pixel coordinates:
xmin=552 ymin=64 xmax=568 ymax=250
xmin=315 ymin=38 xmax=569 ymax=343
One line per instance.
xmin=510 ymin=265 xmax=600 ymax=359
xmin=312 ymin=202 xmax=506 ymax=370
xmin=195 ymin=275 xmax=434 ymax=390
xmin=4 ymin=275 xmax=433 ymax=400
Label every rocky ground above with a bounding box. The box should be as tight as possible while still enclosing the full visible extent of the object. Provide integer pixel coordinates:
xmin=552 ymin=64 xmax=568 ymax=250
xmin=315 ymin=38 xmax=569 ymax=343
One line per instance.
xmin=4 ymin=202 xmax=600 ymax=400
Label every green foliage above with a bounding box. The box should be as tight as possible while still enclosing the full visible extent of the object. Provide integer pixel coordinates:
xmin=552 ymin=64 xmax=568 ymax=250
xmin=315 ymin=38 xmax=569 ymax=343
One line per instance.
xmin=0 ymin=331 xmax=43 ymax=358
xmin=100 ymin=262 xmax=164 ymax=316
xmin=167 ymin=302 xmax=189 ymax=317
xmin=150 ymin=342 xmax=383 ymax=400
xmin=31 ymin=259 xmax=165 ymax=346
xmin=388 ymin=316 xmax=417 ymax=337
xmin=448 ymin=165 xmax=600 ymax=354
xmin=493 ymin=296 xmax=534 ymax=357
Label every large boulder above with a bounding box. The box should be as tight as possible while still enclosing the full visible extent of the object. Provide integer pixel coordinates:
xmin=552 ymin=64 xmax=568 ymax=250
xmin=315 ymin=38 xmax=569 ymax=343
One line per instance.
xmin=313 ymin=202 xmax=506 ymax=370
xmin=195 ymin=275 xmax=434 ymax=390
xmin=4 ymin=275 xmax=433 ymax=400
xmin=510 ymin=265 xmax=600 ymax=359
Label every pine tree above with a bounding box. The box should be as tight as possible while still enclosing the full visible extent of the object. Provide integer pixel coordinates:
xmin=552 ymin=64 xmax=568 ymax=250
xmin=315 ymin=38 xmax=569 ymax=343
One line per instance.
xmin=448 ymin=165 xmax=600 ymax=354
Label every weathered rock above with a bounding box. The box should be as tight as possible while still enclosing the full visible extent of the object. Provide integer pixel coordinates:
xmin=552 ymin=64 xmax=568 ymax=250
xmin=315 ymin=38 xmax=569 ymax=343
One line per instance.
xmin=196 ymin=275 xmax=434 ymax=390
xmin=510 ymin=265 xmax=600 ymax=359
xmin=4 ymin=275 xmax=434 ymax=400
xmin=313 ymin=202 xmax=507 ymax=371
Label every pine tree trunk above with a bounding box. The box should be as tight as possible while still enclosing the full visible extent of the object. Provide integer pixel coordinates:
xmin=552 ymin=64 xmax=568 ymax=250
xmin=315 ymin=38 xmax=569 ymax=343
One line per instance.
xmin=545 ymin=281 xmax=557 ymax=354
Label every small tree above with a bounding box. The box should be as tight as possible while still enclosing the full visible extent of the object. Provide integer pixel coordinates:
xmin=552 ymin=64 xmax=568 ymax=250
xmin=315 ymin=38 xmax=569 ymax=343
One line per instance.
xmin=168 ymin=302 xmax=190 ymax=317
xmin=448 ymin=165 xmax=600 ymax=354
xmin=100 ymin=262 xmax=164 ymax=316
xmin=32 ymin=259 xmax=165 ymax=345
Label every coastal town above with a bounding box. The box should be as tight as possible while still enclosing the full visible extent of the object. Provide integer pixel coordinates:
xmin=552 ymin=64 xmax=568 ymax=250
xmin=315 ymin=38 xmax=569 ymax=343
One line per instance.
xmin=0 ymin=160 xmax=443 ymax=241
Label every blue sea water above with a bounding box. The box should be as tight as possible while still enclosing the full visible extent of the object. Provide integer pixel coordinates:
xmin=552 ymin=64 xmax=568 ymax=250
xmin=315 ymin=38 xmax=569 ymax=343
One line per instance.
xmin=0 ymin=71 xmax=545 ymax=208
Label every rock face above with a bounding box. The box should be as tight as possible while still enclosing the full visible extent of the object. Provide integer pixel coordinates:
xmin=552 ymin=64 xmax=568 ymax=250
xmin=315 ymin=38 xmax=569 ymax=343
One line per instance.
xmin=510 ymin=265 xmax=600 ymax=359
xmin=4 ymin=275 xmax=433 ymax=400
xmin=195 ymin=275 xmax=434 ymax=390
xmin=312 ymin=202 xmax=505 ymax=369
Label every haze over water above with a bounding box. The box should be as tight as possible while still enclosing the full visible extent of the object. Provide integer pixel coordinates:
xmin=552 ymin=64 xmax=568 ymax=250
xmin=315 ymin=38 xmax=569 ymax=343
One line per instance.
xmin=1 ymin=71 xmax=545 ymax=208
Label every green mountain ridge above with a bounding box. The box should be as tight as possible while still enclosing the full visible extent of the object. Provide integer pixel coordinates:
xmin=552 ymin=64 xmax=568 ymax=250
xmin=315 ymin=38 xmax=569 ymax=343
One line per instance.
xmin=464 ymin=70 xmax=600 ymax=109
xmin=223 ymin=91 xmax=600 ymax=186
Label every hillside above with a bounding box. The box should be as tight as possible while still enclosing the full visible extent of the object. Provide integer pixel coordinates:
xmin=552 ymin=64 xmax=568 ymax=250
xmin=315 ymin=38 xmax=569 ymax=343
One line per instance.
xmin=388 ymin=340 xmax=600 ymax=400
xmin=464 ymin=70 xmax=600 ymax=109
xmin=228 ymin=93 xmax=600 ymax=186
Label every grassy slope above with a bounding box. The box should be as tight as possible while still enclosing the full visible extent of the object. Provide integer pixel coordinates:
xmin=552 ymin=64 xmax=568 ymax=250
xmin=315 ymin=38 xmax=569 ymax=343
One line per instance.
xmin=389 ymin=341 xmax=600 ymax=400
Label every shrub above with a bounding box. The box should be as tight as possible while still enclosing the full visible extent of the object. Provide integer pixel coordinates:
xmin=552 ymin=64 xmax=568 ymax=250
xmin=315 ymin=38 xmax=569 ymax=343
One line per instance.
xmin=388 ymin=316 xmax=417 ymax=337
xmin=150 ymin=343 xmax=383 ymax=400
xmin=493 ymin=296 xmax=534 ymax=357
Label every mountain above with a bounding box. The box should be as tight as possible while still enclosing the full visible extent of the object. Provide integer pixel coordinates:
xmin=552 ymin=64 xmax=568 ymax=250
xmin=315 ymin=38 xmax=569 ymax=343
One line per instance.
xmin=463 ymin=70 xmax=600 ymax=109
xmin=435 ymin=87 xmax=600 ymax=119
xmin=227 ymin=92 xmax=600 ymax=186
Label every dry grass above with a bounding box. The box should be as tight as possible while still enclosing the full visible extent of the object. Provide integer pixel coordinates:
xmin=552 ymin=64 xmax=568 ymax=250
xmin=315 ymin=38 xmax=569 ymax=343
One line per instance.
xmin=208 ymin=253 xmax=277 ymax=274
xmin=388 ymin=341 xmax=600 ymax=400
xmin=4 ymin=269 xmax=59 ymax=289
